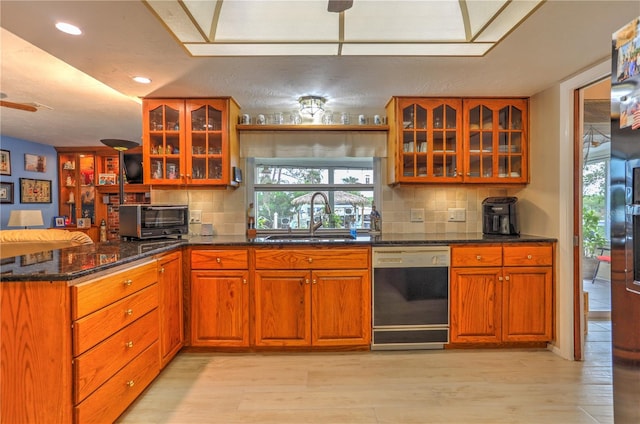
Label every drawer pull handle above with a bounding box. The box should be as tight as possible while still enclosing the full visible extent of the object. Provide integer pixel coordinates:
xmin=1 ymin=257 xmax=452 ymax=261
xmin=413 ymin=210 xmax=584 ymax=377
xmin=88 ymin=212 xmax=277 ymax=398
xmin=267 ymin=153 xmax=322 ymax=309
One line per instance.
xmin=216 ymin=257 xmax=221 ymax=263
xmin=125 ymin=341 xmax=134 ymax=348
xmin=123 ymin=279 xmax=133 ymax=287
xmin=527 ymin=255 xmax=532 ymax=259
xmin=159 ymin=267 xmax=165 ymax=273
xmin=126 ymin=380 xmax=135 ymax=388
xmin=308 ymin=258 xmax=313 ymax=263
xmin=243 ymin=279 xmax=247 ymax=285
xmin=125 ymin=309 xmax=133 ymax=316
xmin=476 ymin=255 xmax=481 ymax=260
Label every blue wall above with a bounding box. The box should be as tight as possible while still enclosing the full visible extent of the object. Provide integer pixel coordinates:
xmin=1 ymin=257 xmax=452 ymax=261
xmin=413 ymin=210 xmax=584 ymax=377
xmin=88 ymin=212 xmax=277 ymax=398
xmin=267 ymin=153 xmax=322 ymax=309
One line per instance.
xmin=0 ymin=136 xmax=58 ymax=229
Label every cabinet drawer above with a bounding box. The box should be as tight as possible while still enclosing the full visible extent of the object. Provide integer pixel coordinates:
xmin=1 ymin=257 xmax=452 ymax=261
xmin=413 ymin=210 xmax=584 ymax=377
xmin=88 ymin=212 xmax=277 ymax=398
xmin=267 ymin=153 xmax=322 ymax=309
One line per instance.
xmin=73 ymin=341 xmax=160 ymax=424
xmin=72 ymin=261 xmax=157 ymax=319
xmin=74 ymin=284 xmax=159 ymax=355
xmin=503 ymin=244 xmax=553 ymax=266
xmin=74 ymin=310 xmax=159 ymax=404
xmin=451 ymin=245 xmax=502 ymax=267
xmin=191 ymin=249 xmax=248 ymax=269
xmin=255 ymin=248 xmax=369 ymax=270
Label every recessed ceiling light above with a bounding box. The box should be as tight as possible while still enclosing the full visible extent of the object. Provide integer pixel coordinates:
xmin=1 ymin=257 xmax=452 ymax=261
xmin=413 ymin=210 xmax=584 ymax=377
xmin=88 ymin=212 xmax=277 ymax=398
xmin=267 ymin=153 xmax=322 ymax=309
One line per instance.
xmin=55 ymin=22 xmax=82 ymax=35
xmin=132 ymin=76 xmax=152 ymax=84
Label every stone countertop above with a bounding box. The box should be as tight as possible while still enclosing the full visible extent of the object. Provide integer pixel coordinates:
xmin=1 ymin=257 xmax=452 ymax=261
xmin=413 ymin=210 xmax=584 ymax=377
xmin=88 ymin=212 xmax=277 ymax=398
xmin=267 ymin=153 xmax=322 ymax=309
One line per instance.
xmin=0 ymin=232 xmax=555 ymax=282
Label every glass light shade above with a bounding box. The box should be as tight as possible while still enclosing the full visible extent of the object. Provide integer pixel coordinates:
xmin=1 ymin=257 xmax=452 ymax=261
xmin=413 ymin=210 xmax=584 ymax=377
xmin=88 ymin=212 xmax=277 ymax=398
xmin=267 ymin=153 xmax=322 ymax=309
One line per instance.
xmin=299 ymin=96 xmax=326 ymax=117
xmin=8 ymin=210 xmax=44 ymax=228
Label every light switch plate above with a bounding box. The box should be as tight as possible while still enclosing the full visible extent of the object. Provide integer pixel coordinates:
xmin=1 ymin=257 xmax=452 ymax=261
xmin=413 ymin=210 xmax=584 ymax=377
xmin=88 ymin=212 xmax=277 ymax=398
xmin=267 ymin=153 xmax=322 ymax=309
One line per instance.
xmin=410 ymin=208 xmax=425 ymax=222
xmin=448 ymin=208 xmax=466 ymax=222
xmin=190 ymin=210 xmax=202 ymax=223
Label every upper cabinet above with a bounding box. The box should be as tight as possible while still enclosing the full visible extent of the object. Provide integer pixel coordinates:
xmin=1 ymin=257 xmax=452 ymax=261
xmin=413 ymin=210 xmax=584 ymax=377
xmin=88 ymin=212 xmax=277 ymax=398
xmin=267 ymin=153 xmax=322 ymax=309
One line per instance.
xmin=386 ymin=97 xmax=528 ymax=185
xmin=463 ymin=98 xmax=528 ymax=184
xmin=142 ymin=98 xmax=240 ymax=186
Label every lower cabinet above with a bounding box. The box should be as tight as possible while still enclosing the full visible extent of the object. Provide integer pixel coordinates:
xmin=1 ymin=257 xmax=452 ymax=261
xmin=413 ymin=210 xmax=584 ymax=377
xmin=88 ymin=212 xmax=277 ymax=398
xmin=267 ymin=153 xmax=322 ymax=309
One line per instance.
xmin=450 ymin=243 xmax=554 ymax=344
xmin=253 ymin=247 xmax=371 ymax=348
xmin=190 ymin=249 xmax=250 ymax=347
xmin=157 ymin=250 xmax=184 ymax=367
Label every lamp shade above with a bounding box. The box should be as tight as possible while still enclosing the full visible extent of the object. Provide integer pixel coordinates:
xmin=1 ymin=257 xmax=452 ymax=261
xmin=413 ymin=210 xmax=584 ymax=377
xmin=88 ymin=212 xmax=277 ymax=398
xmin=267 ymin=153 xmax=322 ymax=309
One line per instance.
xmin=100 ymin=139 xmax=139 ymax=151
xmin=8 ymin=210 xmax=44 ymax=228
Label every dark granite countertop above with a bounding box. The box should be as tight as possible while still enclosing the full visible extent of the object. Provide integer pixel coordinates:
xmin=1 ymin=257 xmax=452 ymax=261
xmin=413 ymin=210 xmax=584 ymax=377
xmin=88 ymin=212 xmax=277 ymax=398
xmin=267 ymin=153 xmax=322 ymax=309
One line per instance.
xmin=1 ymin=232 xmax=555 ymax=282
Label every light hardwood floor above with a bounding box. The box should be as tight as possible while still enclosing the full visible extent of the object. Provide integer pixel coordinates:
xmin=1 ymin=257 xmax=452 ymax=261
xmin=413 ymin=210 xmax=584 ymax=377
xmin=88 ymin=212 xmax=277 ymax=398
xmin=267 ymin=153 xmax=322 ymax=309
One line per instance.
xmin=117 ymin=321 xmax=612 ymax=424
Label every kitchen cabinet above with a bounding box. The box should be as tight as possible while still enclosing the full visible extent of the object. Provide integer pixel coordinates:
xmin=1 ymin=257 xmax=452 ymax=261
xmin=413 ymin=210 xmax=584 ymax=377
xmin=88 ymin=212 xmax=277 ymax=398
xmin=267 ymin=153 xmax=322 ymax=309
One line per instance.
xmin=57 ymin=149 xmax=97 ymax=229
xmin=386 ymin=97 xmax=528 ymax=185
xmin=386 ymin=97 xmax=463 ymax=184
xmin=449 ymin=243 xmax=553 ymax=344
xmin=462 ymin=98 xmax=528 ymax=183
xmin=142 ymin=98 xmax=240 ymax=186
xmin=253 ymin=247 xmax=371 ymax=348
xmin=190 ymin=249 xmax=250 ymax=347
xmin=157 ymin=251 xmax=184 ymax=367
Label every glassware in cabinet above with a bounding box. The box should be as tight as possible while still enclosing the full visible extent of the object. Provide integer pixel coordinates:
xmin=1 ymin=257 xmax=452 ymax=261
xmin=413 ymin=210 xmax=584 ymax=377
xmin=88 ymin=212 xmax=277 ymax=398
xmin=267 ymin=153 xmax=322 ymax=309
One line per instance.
xmin=144 ymin=100 xmax=185 ymax=185
xmin=187 ymin=100 xmax=226 ymax=184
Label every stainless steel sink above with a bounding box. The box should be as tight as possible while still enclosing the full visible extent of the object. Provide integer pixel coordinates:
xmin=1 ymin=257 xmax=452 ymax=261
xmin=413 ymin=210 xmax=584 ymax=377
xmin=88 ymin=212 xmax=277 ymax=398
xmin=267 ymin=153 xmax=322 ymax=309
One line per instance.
xmin=264 ymin=233 xmax=356 ymax=242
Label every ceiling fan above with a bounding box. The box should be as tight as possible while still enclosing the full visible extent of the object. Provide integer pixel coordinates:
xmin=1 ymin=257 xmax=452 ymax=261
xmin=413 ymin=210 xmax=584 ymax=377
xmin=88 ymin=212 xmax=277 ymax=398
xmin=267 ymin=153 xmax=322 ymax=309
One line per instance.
xmin=328 ymin=0 xmax=353 ymax=13
xmin=0 ymin=93 xmax=38 ymax=112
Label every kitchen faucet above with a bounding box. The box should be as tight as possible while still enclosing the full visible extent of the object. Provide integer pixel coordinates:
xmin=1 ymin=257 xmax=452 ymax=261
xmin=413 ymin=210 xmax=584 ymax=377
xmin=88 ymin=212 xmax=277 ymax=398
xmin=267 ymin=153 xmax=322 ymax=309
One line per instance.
xmin=309 ymin=191 xmax=331 ymax=235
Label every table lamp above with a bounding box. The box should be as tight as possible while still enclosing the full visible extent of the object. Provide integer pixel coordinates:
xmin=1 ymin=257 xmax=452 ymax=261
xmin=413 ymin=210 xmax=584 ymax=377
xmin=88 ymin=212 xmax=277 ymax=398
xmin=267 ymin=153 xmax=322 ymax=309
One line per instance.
xmin=8 ymin=210 xmax=44 ymax=229
xmin=100 ymin=139 xmax=140 ymax=205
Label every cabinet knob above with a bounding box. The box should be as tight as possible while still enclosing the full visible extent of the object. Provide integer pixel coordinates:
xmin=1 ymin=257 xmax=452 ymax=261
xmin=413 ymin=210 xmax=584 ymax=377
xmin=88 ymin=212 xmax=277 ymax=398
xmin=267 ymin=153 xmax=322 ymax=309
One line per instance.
xmin=308 ymin=257 xmax=313 ymax=263
xmin=312 ymin=279 xmax=317 ymax=284
xmin=243 ymin=279 xmax=247 ymax=285
xmin=527 ymin=254 xmax=532 ymax=259
xmin=305 ymin=279 xmax=310 ymax=284
xmin=216 ymin=257 xmax=221 ymax=263
xmin=498 ymin=276 xmax=503 ymax=281
xmin=505 ymin=275 xmax=510 ymax=281
xmin=125 ymin=309 xmax=133 ymax=316
xmin=126 ymin=380 xmax=135 ymax=388
xmin=123 ymin=279 xmax=133 ymax=287
xmin=476 ymin=255 xmax=481 ymax=260
xmin=159 ymin=267 xmax=165 ymax=273
xmin=125 ymin=341 xmax=134 ymax=348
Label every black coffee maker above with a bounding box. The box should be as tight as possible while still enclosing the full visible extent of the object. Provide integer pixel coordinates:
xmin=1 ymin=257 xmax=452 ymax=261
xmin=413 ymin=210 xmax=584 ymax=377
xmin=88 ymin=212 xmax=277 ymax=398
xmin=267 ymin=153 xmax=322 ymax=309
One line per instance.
xmin=482 ymin=197 xmax=519 ymax=235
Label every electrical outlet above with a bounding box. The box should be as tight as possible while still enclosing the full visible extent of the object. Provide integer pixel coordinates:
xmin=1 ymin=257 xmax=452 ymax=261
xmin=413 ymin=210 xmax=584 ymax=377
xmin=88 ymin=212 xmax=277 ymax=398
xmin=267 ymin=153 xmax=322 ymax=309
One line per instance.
xmin=410 ymin=208 xmax=425 ymax=222
xmin=190 ymin=210 xmax=202 ymax=223
xmin=448 ymin=208 xmax=466 ymax=222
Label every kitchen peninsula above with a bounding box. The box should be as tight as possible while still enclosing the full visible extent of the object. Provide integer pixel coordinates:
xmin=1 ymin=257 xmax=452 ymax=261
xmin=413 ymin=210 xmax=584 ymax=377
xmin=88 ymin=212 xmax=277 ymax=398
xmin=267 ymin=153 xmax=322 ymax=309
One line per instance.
xmin=1 ymin=233 xmax=555 ymax=423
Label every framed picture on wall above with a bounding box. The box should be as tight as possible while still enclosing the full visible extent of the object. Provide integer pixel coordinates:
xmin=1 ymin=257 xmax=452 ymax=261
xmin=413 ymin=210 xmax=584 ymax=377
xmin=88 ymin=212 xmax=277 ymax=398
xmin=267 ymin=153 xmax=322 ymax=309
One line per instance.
xmin=0 ymin=149 xmax=11 ymax=175
xmin=0 ymin=182 xmax=14 ymax=204
xmin=24 ymin=153 xmax=46 ymax=172
xmin=53 ymin=216 xmax=66 ymax=228
xmin=20 ymin=178 xmax=52 ymax=203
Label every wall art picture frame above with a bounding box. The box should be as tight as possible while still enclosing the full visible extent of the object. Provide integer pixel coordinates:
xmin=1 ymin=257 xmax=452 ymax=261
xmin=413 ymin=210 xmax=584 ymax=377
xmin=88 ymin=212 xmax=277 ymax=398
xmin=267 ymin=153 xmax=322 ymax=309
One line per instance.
xmin=0 ymin=149 xmax=11 ymax=175
xmin=0 ymin=181 xmax=14 ymax=204
xmin=24 ymin=153 xmax=46 ymax=172
xmin=19 ymin=178 xmax=52 ymax=203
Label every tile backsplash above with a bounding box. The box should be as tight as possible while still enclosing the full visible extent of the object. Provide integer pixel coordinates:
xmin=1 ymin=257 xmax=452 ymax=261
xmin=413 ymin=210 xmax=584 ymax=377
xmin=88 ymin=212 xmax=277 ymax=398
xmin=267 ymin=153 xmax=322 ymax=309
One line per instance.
xmin=151 ymin=185 xmax=510 ymax=236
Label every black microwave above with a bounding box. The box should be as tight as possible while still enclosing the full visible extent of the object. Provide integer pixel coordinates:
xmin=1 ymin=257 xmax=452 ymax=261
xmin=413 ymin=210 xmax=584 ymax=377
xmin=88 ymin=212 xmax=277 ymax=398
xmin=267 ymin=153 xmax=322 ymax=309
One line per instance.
xmin=119 ymin=204 xmax=188 ymax=240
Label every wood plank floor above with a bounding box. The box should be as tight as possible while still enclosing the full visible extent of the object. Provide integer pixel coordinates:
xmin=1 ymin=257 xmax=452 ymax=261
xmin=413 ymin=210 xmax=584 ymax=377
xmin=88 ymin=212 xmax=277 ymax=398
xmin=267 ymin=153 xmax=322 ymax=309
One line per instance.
xmin=117 ymin=320 xmax=612 ymax=424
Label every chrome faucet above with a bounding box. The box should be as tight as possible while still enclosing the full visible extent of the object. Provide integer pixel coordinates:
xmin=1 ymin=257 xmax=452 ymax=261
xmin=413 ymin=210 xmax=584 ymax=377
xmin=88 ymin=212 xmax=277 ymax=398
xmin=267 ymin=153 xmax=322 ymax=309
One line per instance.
xmin=309 ymin=191 xmax=331 ymax=235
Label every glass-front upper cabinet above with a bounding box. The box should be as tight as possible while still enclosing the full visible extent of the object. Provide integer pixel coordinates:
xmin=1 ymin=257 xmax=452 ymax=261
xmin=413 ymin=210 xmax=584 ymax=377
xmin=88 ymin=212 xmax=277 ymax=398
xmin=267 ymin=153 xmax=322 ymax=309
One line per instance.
xmin=187 ymin=99 xmax=226 ymax=184
xmin=58 ymin=152 xmax=96 ymax=225
xmin=390 ymin=98 xmax=463 ymax=183
xmin=463 ymin=98 xmax=528 ymax=183
xmin=143 ymin=99 xmax=185 ymax=185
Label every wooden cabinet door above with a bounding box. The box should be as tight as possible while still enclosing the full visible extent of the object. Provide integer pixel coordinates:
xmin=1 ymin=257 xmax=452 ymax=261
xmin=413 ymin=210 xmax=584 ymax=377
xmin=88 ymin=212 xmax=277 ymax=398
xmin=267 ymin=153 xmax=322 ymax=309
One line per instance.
xmin=463 ymin=98 xmax=528 ymax=183
xmin=254 ymin=270 xmax=311 ymax=347
xmin=190 ymin=269 xmax=249 ymax=347
xmin=450 ymin=267 xmax=503 ymax=343
xmin=143 ymin=99 xmax=186 ymax=185
xmin=158 ymin=251 xmax=183 ymax=366
xmin=502 ymin=266 xmax=553 ymax=342
xmin=311 ymin=269 xmax=371 ymax=346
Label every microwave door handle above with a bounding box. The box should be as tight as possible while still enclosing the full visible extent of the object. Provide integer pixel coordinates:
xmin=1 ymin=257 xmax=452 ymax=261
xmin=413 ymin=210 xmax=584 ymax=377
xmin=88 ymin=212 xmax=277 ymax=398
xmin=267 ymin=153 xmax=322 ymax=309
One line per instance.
xmin=147 ymin=206 xmax=186 ymax=211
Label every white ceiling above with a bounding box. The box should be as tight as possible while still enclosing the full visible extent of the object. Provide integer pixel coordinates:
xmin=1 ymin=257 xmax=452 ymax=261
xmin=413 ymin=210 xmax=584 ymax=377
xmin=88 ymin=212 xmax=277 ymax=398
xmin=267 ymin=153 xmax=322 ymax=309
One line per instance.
xmin=0 ymin=0 xmax=639 ymax=148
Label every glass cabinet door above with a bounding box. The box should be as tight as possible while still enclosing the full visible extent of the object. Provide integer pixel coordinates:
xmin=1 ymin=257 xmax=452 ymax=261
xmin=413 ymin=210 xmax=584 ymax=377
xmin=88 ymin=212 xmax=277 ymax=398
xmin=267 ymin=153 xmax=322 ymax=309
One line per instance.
xmin=187 ymin=99 xmax=227 ymax=184
xmin=397 ymin=99 xmax=462 ymax=182
xmin=145 ymin=100 xmax=185 ymax=185
xmin=464 ymin=99 xmax=527 ymax=183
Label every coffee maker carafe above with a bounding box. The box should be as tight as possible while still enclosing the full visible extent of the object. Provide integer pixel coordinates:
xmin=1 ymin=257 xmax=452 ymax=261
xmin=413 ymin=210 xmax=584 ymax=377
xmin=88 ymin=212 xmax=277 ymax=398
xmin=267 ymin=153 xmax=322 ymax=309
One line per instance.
xmin=482 ymin=197 xmax=519 ymax=235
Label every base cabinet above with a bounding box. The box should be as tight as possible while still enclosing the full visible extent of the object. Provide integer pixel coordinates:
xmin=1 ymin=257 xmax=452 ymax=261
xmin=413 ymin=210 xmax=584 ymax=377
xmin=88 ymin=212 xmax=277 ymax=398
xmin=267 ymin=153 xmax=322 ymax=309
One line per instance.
xmin=190 ymin=249 xmax=250 ymax=347
xmin=158 ymin=251 xmax=184 ymax=367
xmin=253 ymin=247 xmax=371 ymax=348
xmin=450 ymin=243 xmax=554 ymax=344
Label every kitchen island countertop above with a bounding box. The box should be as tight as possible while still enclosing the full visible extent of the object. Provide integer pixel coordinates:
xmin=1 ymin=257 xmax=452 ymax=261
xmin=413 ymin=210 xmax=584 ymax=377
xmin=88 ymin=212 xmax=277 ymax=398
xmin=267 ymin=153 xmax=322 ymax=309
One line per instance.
xmin=1 ymin=232 xmax=555 ymax=282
